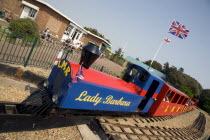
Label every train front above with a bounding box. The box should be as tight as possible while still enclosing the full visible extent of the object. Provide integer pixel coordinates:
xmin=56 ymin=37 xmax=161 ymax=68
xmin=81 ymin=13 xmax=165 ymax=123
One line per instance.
xmin=46 ymin=42 xmax=145 ymax=113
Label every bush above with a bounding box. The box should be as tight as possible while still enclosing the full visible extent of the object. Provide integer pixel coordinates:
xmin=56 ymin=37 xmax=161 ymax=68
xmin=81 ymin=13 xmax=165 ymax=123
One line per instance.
xmin=9 ymin=18 xmax=39 ymax=39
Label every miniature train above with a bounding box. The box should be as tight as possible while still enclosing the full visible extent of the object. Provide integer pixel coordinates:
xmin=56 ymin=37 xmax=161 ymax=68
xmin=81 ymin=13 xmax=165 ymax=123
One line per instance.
xmin=0 ymin=42 xmax=197 ymax=116
xmin=40 ymin=42 xmax=198 ymax=117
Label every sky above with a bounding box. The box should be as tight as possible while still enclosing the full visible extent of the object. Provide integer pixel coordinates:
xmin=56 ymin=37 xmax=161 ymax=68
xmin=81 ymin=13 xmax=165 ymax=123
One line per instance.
xmin=43 ymin=0 xmax=210 ymax=89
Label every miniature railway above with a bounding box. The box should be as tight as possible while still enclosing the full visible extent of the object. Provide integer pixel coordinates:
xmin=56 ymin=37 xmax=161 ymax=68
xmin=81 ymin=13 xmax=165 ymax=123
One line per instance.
xmin=0 ymin=86 xmax=203 ymax=140
xmin=97 ymin=112 xmax=206 ymax=140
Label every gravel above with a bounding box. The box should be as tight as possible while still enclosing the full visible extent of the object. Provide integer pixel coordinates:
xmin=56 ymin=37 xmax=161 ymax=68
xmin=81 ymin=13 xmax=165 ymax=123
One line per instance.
xmin=0 ymin=85 xmax=30 ymax=103
xmin=0 ymin=126 xmax=81 ymax=140
xmin=0 ymin=83 xmax=82 ymax=140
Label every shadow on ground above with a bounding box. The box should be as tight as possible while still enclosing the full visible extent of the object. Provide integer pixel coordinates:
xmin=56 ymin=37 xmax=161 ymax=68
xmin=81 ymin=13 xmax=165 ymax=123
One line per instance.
xmin=0 ymin=115 xmax=94 ymax=133
xmin=0 ymin=63 xmax=46 ymax=85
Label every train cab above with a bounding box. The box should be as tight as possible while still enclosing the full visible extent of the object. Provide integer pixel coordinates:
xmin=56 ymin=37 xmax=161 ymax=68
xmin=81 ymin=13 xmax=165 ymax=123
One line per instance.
xmin=122 ymin=64 xmax=164 ymax=113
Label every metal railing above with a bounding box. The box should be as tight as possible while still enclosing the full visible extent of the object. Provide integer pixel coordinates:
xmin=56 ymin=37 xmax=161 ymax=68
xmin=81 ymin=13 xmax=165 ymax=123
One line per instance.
xmin=0 ymin=28 xmax=119 ymax=77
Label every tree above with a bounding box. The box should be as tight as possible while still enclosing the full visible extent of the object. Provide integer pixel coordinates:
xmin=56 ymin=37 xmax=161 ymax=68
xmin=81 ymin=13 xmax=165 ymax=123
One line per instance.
xmin=202 ymin=97 xmax=210 ymax=113
xmin=136 ymin=57 xmax=140 ymax=61
xmin=178 ymin=67 xmax=184 ymax=73
xmin=115 ymin=48 xmax=123 ymax=57
xmin=162 ymin=62 xmax=169 ymax=74
xmin=179 ymin=85 xmax=193 ymax=98
xmin=200 ymin=89 xmax=210 ymax=98
xmin=84 ymin=27 xmax=111 ymax=44
xmin=162 ymin=62 xmax=202 ymax=97
xmin=197 ymin=89 xmax=210 ymax=111
xmin=144 ymin=60 xmax=162 ymax=71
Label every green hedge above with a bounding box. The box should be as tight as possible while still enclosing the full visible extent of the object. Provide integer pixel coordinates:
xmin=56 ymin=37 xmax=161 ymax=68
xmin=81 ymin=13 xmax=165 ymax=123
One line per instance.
xmin=9 ymin=18 xmax=39 ymax=39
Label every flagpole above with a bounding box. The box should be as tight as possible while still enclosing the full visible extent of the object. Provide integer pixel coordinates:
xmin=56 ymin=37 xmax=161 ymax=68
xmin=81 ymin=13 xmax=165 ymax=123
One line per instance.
xmin=147 ymin=20 xmax=175 ymax=70
xmin=121 ymin=41 xmax=127 ymax=56
xmin=148 ymin=40 xmax=164 ymax=70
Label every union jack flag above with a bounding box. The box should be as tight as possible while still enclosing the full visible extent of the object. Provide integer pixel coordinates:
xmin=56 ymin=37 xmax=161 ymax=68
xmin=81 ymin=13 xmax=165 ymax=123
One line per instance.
xmin=163 ymin=37 xmax=171 ymax=44
xmin=75 ymin=65 xmax=84 ymax=82
xmin=169 ymin=20 xmax=190 ymax=39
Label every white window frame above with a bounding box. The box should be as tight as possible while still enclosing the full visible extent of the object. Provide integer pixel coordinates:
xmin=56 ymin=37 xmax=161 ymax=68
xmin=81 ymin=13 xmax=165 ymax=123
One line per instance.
xmin=22 ymin=1 xmax=39 ymax=11
xmin=21 ymin=1 xmax=39 ymax=19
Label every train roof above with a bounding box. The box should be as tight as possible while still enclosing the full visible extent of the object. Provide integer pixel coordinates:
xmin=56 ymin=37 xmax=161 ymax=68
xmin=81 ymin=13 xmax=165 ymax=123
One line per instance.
xmin=133 ymin=64 xmax=164 ymax=81
xmin=166 ymin=84 xmax=188 ymax=97
xmin=125 ymin=56 xmax=166 ymax=79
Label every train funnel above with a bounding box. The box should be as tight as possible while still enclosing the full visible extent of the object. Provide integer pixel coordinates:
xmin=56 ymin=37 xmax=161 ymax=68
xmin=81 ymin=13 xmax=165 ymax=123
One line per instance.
xmin=79 ymin=42 xmax=100 ymax=69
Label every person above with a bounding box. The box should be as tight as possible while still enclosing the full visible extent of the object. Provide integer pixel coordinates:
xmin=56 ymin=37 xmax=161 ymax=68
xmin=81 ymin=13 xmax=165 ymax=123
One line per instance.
xmin=64 ymin=38 xmax=73 ymax=49
xmin=44 ymin=28 xmax=50 ymax=41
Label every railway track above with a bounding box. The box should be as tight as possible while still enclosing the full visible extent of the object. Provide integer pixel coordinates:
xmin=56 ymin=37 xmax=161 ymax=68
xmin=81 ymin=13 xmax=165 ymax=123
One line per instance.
xmin=97 ymin=112 xmax=206 ymax=140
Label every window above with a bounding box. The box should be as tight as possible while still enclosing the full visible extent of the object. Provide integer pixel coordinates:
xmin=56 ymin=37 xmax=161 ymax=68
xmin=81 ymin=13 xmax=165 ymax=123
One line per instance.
xmin=76 ymin=31 xmax=81 ymax=40
xmin=163 ymin=90 xmax=178 ymax=102
xmin=71 ymin=29 xmax=81 ymax=40
xmin=182 ymin=98 xmax=188 ymax=105
xmin=177 ymin=96 xmax=184 ymax=104
xmin=165 ymin=90 xmax=175 ymax=102
xmin=28 ymin=8 xmax=37 ymax=18
xmin=21 ymin=5 xmax=38 ymax=19
xmin=129 ymin=67 xmax=138 ymax=76
xmin=64 ymin=25 xmax=73 ymax=35
xmin=171 ymin=93 xmax=180 ymax=103
xmin=122 ymin=65 xmax=138 ymax=82
xmin=138 ymin=70 xmax=149 ymax=82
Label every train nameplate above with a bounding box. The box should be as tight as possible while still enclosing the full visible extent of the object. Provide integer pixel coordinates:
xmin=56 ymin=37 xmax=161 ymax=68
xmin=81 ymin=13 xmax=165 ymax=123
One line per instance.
xmin=75 ymin=91 xmax=131 ymax=106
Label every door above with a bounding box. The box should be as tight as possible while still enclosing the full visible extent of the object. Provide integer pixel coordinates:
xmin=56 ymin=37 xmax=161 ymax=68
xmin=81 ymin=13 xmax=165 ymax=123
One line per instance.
xmin=71 ymin=30 xmax=78 ymax=40
xmin=139 ymin=80 xmax=159 ymax=110
xmin=61 ymin=25 xmax=74 ymax=41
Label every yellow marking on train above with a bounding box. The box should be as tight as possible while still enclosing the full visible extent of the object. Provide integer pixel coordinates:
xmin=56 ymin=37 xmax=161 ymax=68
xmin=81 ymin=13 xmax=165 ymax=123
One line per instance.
xmin=176 ymin=107 xmax=180 ymax=112
xmin=164 ymin=105 xmax=169 ymax=112
xmin=171 ymin=106 xmax=176 ymax=112
xmin=57 ymin=60 xmax=71 ymax=76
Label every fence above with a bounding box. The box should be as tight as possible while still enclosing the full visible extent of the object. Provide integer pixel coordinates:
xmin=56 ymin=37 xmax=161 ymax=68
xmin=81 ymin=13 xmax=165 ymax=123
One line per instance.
xmin=0 ymin=28 xmax=118 ymax=77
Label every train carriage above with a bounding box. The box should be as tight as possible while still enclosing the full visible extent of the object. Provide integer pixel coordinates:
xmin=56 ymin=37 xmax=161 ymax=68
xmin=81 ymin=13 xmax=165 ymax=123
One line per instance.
xmin=148 ymin=83 xmax=199 ymax=116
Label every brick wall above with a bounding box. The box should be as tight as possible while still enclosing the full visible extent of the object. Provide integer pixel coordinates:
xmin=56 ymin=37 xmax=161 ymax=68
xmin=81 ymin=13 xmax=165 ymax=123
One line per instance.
xmin=0 ymin=0 xmax=23 ymax=19
xmin=24 ymin=0 xmax=69 ymax=39
xmin=81 ymin=34 xmax=103 ymax=47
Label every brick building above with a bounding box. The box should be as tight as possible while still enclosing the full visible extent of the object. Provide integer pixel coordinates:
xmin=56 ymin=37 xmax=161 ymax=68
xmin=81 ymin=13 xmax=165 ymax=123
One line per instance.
xmin=0 ymin=0 xmax=112 ymax=51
